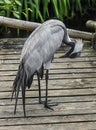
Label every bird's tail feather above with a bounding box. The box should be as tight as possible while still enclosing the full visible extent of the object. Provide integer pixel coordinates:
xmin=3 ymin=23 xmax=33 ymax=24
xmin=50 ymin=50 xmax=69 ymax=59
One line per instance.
xmin=27 ymin=74 xmax=34 ymax=89
xmin=11 ymin=62 xmax=24 ymax=100
xmin=11 ymin=61 xmax=43 ymax=116
xmin=39 ymin=64 xmax=44 ymax=79
xmin=11 ymin=61 xmax=27 ymax=116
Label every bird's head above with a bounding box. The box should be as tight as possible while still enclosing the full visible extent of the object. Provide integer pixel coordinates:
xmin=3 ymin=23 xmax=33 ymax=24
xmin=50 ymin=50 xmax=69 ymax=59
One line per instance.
xmin=65 ymin=39 xmax=83 ymax=58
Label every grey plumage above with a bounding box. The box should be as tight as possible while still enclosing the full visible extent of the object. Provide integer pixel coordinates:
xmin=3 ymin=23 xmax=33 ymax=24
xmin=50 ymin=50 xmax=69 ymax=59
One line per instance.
xmin=11 ymin=19 xmax=83 ymax=117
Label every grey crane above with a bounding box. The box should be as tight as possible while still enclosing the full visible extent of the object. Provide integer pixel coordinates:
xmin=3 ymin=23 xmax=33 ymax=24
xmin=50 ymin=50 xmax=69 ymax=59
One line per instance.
xmin=11 ymin=19 xmax=83 ymax=117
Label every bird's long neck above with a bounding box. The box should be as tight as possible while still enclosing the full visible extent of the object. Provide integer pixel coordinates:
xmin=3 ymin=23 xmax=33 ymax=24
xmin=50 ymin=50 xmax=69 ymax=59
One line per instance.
xmin=65 ymin=41 xmax=75 ymax=47
xmin=64 ymin=42 xmax=75 ymax=57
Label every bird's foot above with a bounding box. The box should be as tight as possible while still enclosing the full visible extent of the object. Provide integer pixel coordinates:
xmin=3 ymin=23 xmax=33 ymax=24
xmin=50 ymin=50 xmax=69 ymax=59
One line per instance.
xmin=44 ymin=103 xmax=54 ymax=110
xmin=39 ymin=99 xmax=51 ymax=104
xmin=44 ymin=102 xmax=58 ymax=110
xmin=39 ymin=100 xmax=44 ymax=104
xmin=39 ymin=99 xmax=58 ymax=110
xmin=39 ymin=100 xmax=53 ymax=110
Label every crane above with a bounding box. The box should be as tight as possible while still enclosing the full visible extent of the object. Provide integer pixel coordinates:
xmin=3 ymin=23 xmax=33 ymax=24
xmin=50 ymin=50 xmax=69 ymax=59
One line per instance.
xmin=11 ymin=19 xmax=83 ymax=117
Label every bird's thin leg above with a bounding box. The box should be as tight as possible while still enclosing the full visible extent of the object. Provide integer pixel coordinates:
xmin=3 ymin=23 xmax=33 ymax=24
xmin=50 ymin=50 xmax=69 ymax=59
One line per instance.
xmin=37 ymin=72 xmax=42 ymax=104
xmin=44 ymin=69 xmax=53 ymax=110
xmin=21 ymin=71 xmax=26 ymax=117
xmin=21 ymin=84 xmax=26 ymax=117
xmin=14 ymin=85 xmax=20 ymax=115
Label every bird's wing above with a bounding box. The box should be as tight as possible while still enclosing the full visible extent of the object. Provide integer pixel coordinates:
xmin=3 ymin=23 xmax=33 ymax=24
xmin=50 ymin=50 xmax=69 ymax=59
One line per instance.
xmin=12 ymin=19 xmax=66 ymax=116
xmin=23 ymin=22 xmax=65 ymax=75
xmin=20 ymin=19 xmax=65 ymax=60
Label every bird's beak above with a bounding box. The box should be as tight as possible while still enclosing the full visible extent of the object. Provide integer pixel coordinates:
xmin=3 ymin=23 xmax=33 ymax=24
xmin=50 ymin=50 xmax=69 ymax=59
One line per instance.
xmin=68 ymin=51 xmax=81 ymax=58
xmin=61 ymin=51 xmax=81 ymax=58
xmin=69 ymin=39 xmax=83 ymax=58
xmin=60 ymin=39 xmax=83 ymax=58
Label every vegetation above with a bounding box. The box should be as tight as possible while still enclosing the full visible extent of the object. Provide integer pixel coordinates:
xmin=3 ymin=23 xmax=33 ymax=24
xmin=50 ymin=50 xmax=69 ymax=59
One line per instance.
xmin=0 ymin=0 xmax=96 ymax=37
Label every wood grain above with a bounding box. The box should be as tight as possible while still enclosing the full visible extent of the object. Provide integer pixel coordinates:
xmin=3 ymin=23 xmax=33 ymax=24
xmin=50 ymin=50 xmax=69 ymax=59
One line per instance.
xmin=0 ymin=38 xmax=96 ymax=130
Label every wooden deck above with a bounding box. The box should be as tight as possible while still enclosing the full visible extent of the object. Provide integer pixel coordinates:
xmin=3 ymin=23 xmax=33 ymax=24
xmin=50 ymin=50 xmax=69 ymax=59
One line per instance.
xmin=0 ymin=38 xmax=96 ymax=130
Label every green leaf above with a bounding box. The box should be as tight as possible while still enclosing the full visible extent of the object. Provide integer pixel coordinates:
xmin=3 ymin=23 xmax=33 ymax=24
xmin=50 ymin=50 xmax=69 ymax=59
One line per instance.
xmin=13 ymin=11 xmax=20 ymax=19
xmin=28 ymin=8 xmax=33 ymax=13
xmin=63 ymin=0 xmax=68 ymax=16
xmin=4 ymin=0 xmax=11 ymax=4
xmin=15 ymin=0 xmax=22 ymax=6
xmin=52 ymin=0 xmax=59 ymax=18
xmin=29 ymin=0 xmax=35 ymax=20
xmin=76 ymin=0 xmax=82 ymax=14
xmin=13 ymin=5 xmax=18 ymax=11
xmin=0 ymin=10 xmax=6 ymax=16
xmin=22 ymin=12 xmax=28 ymax=20
xmin=0 ymin=0 xmax=5 ymax=4
xmin=24 ymin=0 xmax=28 ymax=20
xmin=29 ymin=2 xmax=44 ymax=22
xmin=43 ymin=0 xmax=49 ymax=18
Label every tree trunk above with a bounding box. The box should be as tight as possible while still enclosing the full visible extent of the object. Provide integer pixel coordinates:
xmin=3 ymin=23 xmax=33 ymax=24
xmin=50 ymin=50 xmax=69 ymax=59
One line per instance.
xmin=0 ymin=16 xmax=93 ymax=40
xmin=86 ymin=20 xmax=96 ymax=30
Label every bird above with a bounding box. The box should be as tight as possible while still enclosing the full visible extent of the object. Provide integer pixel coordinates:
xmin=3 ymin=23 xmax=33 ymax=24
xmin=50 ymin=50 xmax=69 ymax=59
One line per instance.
xmin=11 ymin=19 xmax=83 ymax=117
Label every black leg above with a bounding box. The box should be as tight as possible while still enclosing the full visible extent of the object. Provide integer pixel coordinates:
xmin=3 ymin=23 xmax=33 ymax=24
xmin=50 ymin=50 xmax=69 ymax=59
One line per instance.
xmin=14 ymin=85 xmax=20 ymax=115
xmin=21 ymin=72 xmax=26 ymax=117
xmin=37 ymin=72 xmax=42 ymax=104
xmin=22 ymin=85 xmax=26 ymax=117
xmin=44 ymin=69 xmax=53 ymax=110
xmin=45 ymin=70 xmax=48 ymax=104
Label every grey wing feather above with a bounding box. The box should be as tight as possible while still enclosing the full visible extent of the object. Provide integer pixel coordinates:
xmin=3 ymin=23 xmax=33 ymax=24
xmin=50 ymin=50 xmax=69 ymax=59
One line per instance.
xmin=20 ymin=19 xmax=66 ymax=61
xmin=12 ymin=19 xmax=67 ymax=116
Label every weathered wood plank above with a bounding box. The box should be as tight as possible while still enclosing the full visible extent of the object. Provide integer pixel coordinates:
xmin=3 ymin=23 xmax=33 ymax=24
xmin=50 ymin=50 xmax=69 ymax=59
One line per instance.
xmin=0 ymin=68 xmax=96 ymax=76
xmin=0 ymin=101 xmax=96 ymax=118
xmin=0 ymin=56 xmax=96 ymax=64
xmin=0 ymin=72 xmax=96 ymax=82
xmin=0 ymin=122 xmax=96 ymax=130
xmin=0 ymin=112 xmax=96 ymax=126
xmin=0 ymin=77 xmax=96 ymax=91
xmin=0 ymin=51 xmax=96 ymax=59
xmin=0 ymin=38 xmax=96 ymax=130
xmin=0 ymin=61 xmax=96 ymax=71
xmin=0 ymin=47 xmax=93 ymax=56
xmin=0 ymin=87 xmax=96 ymax=99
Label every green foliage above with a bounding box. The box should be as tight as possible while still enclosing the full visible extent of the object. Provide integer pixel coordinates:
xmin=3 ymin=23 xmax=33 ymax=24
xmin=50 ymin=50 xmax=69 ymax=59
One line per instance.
xmin=0 ymin=0 xmax=96 ymax=22
xmin=0 ymin=0 xmax=96 ymax=36
xmin=0 ymin=0 xmax=22 ymax=18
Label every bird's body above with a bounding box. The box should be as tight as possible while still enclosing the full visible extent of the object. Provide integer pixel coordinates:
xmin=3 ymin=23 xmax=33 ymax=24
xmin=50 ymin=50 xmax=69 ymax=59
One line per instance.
xmin=21 ymin=20 xmax=68 ymax=74
xmin=12 ymin=19 xmax=83 ymax=117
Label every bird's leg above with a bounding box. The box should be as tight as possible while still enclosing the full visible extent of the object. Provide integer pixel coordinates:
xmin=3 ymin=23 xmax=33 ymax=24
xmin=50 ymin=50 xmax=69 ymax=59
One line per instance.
xmin=37 ymin=72 xmax=42 ymax=104
xmin=44 ymin=69 xmax=53 ymax=110
xmin=22 ymin=85 xmax=26 ymax=117
xmin=14 ymin=85 xmax=20 ymax=115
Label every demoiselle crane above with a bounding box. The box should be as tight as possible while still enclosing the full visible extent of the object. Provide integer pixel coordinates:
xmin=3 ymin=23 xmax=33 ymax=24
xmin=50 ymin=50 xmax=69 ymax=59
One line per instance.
xmin=11 ymin=19 xmax=83 ymax=117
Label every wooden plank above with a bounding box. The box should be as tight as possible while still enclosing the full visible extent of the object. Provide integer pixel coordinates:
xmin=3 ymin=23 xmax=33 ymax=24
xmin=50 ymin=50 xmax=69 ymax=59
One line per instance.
xmin=0 ymin=95 xmax=95 ymax=105
xmin=0 ymin=67 xmax=96 ymax=75
xmin=0 ymin=122 xmax=96 ymax=130
xmin=0 ymin=56 xmax=96 ymax=64
xmin=0 ymin=100 xmax=96 ymax=117
xmin=0 ymin=38 xmax=96 ymax=130
xmin=0 ymin=61 xmax=96 ymax=71
xmin=0 ymin=68 xmax=96 ymax=76
xmin=0 ymin=87 xmax=96 ymax=99
xmin=0 ymin=77 xmax=96 ymax=91
xmin=0 ymin=72 xmax=96 ymax=81
xmin=0 ymin=112 xmax=96 ymax=126
xmin=0 ymin=50 xmax=96 ymax=59
xmin=0 ymin=45 xmax=94 ymax=52
xmin=0 ymin=46 xmax=93 ymax=55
